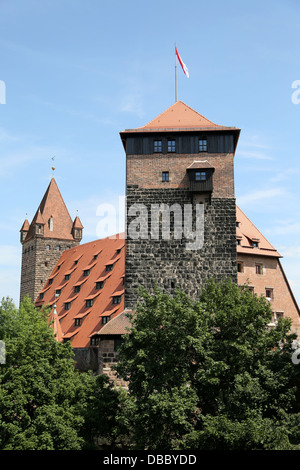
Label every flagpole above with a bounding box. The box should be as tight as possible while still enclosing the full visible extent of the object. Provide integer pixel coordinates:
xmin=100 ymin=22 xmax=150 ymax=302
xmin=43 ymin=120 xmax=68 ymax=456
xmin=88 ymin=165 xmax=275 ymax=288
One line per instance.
xmin=175 ymin=42 xmax=178 ymax=102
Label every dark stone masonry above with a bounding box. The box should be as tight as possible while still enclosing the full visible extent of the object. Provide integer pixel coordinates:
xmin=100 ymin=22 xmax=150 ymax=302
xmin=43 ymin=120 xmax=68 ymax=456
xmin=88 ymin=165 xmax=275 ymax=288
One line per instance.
xmin=125 ymin=186 xmax=237 ymax=308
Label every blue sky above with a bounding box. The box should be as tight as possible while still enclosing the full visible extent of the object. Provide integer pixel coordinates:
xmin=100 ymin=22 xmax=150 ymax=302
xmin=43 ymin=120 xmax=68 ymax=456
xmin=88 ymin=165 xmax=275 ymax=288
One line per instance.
xmin=1 ymin=0 xmax=300 ymax=306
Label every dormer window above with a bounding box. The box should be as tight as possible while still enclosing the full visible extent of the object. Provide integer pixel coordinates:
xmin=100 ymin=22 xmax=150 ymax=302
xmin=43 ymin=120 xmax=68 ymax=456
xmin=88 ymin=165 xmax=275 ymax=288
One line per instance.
xmin=252 ymin=241 xmax=259 ymax=248
xmin=102 ymin=316 xmax=110 ymax=325
xmin=75 ymin=318 xmax=81 ymax=327
xmin=96 ymin=281 xmax=104 ymax=290
xmin=112 ymin=295 xmax=122 ymax=305
xmin=199 ymin=138 xmax=207 ymax=152
xmin=86 ymin=299 xmax=93 ymax=308
xmin=83 ymin=269 xmax=90 ymax=277
xmin=74 ymin=285 xmax=80 ymax=293
xmin=106 ymin=264 xmax=113 ymax=272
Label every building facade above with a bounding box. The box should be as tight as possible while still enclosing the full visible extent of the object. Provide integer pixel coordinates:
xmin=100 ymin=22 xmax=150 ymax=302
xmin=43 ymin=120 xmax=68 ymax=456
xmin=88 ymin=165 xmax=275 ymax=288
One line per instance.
xmin=236 ymin=205 xmax=300 ymax=336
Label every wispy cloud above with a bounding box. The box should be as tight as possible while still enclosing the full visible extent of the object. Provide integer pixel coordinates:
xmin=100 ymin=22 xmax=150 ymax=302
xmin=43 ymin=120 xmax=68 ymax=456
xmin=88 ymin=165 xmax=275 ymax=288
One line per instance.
xmin=237 ymin=149 xmax=273 ymax=160
xmin=237 ymin=134 xmax=273 ymax=160
xmin=267 ymin=221 xmax=300 ymax=236
xmin=237 ymin=187 xmax=285 ymax=206
xmin=270 ymin=168 xmax=300 ymax=183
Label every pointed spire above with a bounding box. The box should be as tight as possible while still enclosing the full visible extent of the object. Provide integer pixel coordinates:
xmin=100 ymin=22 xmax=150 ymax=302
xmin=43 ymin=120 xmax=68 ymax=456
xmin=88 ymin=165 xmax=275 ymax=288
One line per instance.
xmin=49 ymin=296 xmax=63 ymax=342
xmin=25 ymin=178 xmax=78 ymax=242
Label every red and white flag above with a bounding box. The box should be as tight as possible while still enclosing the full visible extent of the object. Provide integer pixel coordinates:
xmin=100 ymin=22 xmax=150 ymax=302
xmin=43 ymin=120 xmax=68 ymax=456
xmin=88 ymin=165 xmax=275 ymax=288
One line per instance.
xmin=175 ymin=45 xmax=189 ymax=78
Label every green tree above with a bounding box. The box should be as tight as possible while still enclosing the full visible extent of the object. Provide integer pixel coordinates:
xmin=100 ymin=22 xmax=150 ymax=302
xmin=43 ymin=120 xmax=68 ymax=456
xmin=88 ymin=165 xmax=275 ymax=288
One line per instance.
xmin=115 ymin=279 xmax=300 ymax=450
xmin=79 ymin=374 xmax=132 ymax=449
xmin=0 ymin=296 xmax=87 ymax=450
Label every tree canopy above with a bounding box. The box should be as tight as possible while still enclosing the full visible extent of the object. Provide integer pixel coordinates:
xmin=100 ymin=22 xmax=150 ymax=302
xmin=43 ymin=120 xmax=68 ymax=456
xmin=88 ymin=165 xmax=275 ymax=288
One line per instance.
xmin=115 ymin=278 xmax=300 ymax=450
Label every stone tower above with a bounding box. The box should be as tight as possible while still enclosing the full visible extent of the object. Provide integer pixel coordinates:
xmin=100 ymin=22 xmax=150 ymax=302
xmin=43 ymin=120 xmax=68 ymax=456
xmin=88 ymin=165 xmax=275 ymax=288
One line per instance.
xmin=120 ymin=101 xmax=241 ymax=308
xmin=20 ymin=177 xmax=83 ymax=303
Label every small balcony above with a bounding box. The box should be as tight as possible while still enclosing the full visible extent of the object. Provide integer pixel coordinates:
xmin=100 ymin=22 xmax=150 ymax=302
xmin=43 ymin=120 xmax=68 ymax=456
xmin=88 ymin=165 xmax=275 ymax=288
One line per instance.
xmin=186 ymin=161 xmax=214 ymax=193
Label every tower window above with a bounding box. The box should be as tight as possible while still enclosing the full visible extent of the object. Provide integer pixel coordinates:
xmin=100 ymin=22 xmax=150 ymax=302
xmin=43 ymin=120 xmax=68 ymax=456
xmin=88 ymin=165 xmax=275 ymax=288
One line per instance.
xmin=195 ymin=171 xmax=207 ymax=181
xmin=48 ymin=217 xmax=54 ymax=231
xmin=162 ymin=171 xmax=169 ymax=182
xmin=168 ymin=139 xmax=176 ymax=152
xmin=199 ymin=138 xmax=207 ymax=152
xmin=154 ymin=140 xmax=162 ymax=152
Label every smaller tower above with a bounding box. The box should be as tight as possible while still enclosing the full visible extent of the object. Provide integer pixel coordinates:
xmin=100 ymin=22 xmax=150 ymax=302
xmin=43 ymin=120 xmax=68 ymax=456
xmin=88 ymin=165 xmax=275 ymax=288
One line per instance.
xmin=20 ymin=218 xmax=29 ymax=243
xmin=72 ymin=215 xmax=83 ymax=242
xmin=20 ymin=177 xmax=84 ymax=303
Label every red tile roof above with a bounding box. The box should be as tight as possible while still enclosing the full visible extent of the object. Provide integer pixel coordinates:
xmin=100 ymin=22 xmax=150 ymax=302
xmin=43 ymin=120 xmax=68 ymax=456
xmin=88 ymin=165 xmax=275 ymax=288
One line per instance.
xmin=20 ymin=219 xmax=30 ymax=232
xmin=236 ymin=206 xmax=281 ymax=258
xmin=121 ymin=100 xmax=240 ymax=133
xmin=98 ymin=309 xmax=133 ymax=336
xmin=36 ymin=234 xmax=125 ymax=348
xmin=187 ymin=160 xmax=215 ymax=170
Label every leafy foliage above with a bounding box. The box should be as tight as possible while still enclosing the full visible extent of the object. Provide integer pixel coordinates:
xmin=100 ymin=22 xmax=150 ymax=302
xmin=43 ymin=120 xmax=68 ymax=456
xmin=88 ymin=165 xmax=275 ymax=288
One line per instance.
xmin=115 ymin=279 xmax=300 ymax=450
xmin=0 ymin=296 xmax=87 ymax=449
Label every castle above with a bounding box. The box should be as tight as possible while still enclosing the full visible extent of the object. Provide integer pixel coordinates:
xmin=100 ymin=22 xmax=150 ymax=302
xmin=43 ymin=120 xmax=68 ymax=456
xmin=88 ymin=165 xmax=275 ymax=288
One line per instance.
xmin=19 ymin=101 xmax=300 ymax=381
